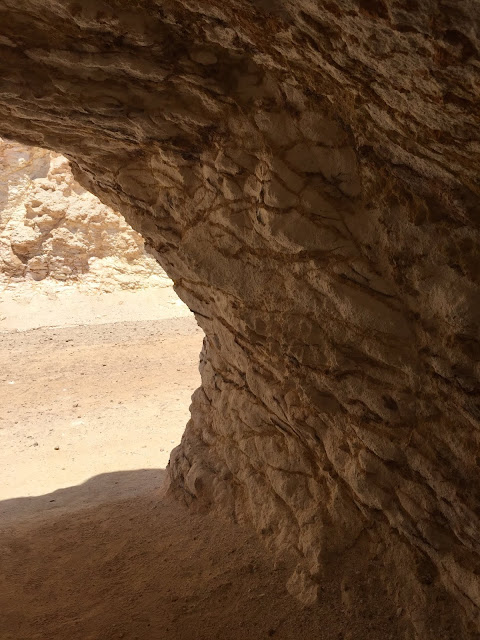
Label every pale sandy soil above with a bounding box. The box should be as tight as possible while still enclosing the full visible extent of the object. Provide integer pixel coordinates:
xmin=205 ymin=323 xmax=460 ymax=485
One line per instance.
xmin=0 ymin=287 xmax=402 ymax=640
xmin=0 ymin=283 xmax=188 ymax=332
xmin=0 ymin=286 xmax=201 ymax=503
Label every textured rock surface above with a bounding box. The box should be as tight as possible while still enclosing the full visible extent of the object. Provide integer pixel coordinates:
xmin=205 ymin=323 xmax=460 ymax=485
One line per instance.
xmin=0 ymin=138 xmax=168 ymax=290
xmin=0 ymin=1 xmax=479 ymax=636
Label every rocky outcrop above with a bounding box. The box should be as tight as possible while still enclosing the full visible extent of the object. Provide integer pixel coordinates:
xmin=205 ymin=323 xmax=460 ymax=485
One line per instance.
xmin=0 ymin=138 xmax=168 ymax=290
xmin=0 ymin=1 xmax=478 ymax=636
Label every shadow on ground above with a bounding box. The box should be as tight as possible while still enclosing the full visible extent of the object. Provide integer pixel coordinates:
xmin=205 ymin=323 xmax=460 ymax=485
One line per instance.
xmin=0 ymin=468 xmax=330 ymax=640
xmin=0 ymin=469 xmax=405 ymax=640
xmin=0 ymin=468 xmax=167 ymax=525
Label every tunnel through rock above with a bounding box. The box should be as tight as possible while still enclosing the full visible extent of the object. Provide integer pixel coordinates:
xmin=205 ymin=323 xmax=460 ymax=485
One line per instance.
xmin=0 ymin=1 xmax=479 ymax=637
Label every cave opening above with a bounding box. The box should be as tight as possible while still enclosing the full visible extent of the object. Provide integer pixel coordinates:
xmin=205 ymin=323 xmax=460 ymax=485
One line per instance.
xmin=0 ymin=137 xmax=203 ymax=507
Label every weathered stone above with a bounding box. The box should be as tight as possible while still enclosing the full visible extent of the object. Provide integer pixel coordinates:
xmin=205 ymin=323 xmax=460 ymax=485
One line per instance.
xmin=0 ymin=139 xmax=168 ymax=290
xmin=0 ymin=1 xmax=479 ymax=637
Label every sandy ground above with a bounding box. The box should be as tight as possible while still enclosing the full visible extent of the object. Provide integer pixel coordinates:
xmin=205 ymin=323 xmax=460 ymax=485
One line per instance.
xmin=0 ymin=286 xmax=404 ymax=640
xmin=0 ymin=286 xmax=201 ymax=504
xmin=0 ymin=284 xmax=190 ymax=332
xmin=0 ymin=485 xmax=403 ymax=640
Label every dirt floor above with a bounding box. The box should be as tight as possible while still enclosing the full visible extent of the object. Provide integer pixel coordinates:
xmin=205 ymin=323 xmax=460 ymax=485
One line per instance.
xmin=0 ymin=286 xmax=405 ymax=640
xmin=0 ymin=482 xmax=405 ymax=640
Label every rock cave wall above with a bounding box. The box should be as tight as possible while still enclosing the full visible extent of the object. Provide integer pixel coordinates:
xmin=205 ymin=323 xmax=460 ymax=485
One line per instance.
xmin=0 ymin=1 xmax=478 ymax=636
xmin=0 ymin=138 xmax=168 ymax=290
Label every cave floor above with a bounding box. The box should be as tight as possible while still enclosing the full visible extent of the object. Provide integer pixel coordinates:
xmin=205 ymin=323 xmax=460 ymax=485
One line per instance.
xmin=0 ymin=484 xmax=402 ymax=640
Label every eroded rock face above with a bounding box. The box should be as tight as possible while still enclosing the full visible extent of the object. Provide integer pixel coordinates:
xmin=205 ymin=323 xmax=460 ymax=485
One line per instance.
xmin=0 ymin=138 xmax=168 ymax=290
xmin=0 ymin=1 xmax=478 ymax=636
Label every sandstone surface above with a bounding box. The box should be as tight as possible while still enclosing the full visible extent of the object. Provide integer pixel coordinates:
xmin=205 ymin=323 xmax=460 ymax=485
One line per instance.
xmin=0 ymin=2 xmax=479 ymax=637
xmin=0 ymin=138 xmax=169 ymax=291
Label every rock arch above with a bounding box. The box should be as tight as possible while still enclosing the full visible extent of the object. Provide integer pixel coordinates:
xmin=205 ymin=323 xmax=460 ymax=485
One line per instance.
xmin=1 ymin=1 xmax=479 ymax=636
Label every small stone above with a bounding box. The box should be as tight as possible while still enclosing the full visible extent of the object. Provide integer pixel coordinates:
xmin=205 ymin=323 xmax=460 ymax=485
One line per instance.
xmin=54 ymin=446 xmax=60 ymax=450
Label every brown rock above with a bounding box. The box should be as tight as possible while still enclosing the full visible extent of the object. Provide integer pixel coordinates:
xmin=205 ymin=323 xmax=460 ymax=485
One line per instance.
xmin=0 ymin=1 xmax=478 ymax=636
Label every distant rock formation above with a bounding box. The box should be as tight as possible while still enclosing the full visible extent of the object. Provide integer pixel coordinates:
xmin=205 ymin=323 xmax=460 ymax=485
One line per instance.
xmin=0 ymin=138 xmax=169 ymax=290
